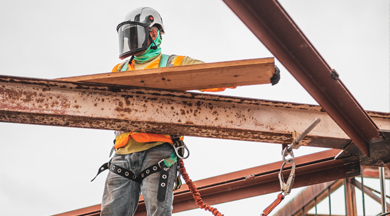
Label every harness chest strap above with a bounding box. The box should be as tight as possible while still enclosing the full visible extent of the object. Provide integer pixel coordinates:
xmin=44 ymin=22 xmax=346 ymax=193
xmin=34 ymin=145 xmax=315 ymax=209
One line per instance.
xmin=112 ymin=54 xmax=184 ymax=72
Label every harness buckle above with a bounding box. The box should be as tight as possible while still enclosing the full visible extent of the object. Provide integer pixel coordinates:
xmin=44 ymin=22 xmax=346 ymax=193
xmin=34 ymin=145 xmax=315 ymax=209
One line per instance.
xmin=158 ymin=159 xmax=165 ymax=168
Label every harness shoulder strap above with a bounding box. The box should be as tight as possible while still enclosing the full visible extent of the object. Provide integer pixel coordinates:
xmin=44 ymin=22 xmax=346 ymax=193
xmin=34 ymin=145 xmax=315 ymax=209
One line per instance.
xmin=120 ymin=61 xmax=129 ymax=71
xmin=118 ymin=58 xmax=131 ymax=71
xmin=159 ymin=54 xmax=177 ymax=68
xmin=159 ymin=54 xmax=170 ymax=68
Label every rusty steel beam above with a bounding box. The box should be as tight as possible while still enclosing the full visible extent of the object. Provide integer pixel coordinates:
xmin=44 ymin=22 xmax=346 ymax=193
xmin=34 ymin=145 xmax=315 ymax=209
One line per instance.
xmin=146 ymin=150 xmax=358 ymax=215
xmin=363 ymin=166 xmax=390 ymax=179
xmin=274 ymin=180 xmax=343 ymax=216
xmin=55 ymin=149 xmax=360 ymax=216
xmin=337 ymin=131 xmax=390 ymax=167
xmin=222 ymin=0 xmax=380 ymax=156
xmin=306 ymin=215 xmax=344 ymax=216
xmin=344 ymin=177 xmax=358 ymax=216
xmin=54 ymin=205 xmax=101 ymax=216
xmin=0 ymin=76 xmax=389 ymax=149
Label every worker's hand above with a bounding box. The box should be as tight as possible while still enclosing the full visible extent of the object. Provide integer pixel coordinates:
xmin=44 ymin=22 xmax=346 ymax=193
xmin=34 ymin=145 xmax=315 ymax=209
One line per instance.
xmin=271 ymin=65 xmax=280 ymax=85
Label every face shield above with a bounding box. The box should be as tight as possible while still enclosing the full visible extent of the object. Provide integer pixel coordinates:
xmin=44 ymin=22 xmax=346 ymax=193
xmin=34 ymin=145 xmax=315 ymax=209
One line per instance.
xmin=117 ymin=21 xmax=150 ymax=59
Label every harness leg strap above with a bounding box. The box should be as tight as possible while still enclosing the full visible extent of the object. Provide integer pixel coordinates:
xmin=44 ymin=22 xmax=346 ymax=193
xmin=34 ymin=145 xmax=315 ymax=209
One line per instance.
xmin=92 ymin=146 xmax=180 ymax=202
xmin=157 ymin=163 xmax=170 ymax=202
xmin=91 ymin=162 xmax=110 ymax=182
xmin=92 ymin=160 xmax=173 ymax=202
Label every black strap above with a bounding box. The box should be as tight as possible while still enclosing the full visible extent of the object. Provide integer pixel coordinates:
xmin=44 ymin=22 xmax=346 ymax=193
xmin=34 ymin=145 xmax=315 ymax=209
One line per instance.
xmin=91 ymin=160 xmax=171 ymax=202
xmin=91 ymin=162 xmax=110 ymax=182
xmin=157 ymin=163 xmax=170 ymax=201
xmin=110 ymin=163 xmax=142 ymax=183
xmin=91 ymin=162 xmax=162 ymax=183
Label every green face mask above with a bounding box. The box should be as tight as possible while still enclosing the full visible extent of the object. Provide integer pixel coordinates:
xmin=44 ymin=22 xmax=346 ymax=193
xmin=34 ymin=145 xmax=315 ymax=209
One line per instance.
xmin=134 ymin=30 xmax=162 ymax=64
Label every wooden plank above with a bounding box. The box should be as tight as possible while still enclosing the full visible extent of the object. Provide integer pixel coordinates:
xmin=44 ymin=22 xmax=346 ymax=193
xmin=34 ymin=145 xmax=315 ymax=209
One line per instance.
xmin=57 ymin=57 xmax=275 ymax=90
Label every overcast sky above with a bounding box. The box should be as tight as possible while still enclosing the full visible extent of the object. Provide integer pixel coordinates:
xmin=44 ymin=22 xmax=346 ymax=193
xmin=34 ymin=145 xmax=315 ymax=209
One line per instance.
xmin=0 ymin=0 xmax=389 ymax=215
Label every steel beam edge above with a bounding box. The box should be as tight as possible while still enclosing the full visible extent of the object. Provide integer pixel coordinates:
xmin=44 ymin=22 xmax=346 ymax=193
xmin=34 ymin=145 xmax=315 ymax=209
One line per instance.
xmin=337 ymin=131 xmax=390 ymax=167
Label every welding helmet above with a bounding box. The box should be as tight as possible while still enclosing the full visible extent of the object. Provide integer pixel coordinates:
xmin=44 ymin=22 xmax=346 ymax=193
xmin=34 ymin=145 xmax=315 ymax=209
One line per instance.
xmin=117 ymin=7 xmax=165 ymax=59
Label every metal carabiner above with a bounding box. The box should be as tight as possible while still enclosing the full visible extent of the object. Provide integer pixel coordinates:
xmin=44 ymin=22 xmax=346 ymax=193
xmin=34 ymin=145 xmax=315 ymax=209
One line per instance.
xmin=278 ymin=157 xmax=296 ymax=196
xmin=174 ymin=143 xmax=190 ymax=159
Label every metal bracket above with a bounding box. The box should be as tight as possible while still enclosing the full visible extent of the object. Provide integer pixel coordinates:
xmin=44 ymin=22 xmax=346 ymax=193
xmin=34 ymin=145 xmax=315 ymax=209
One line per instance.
xmin=289 ymin=118 xmax=321 ymax=150
xmin=291 ymin=131 xmax=301 ymax=149
xmin=330 ymin=69 xmax=339 ymax=80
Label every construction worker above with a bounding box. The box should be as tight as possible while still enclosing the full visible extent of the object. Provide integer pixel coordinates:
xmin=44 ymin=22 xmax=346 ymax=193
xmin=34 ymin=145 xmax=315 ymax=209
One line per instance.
xmin=100 ymin=7 xmax=204 ymax=216
xmin=96 ymin=7 xmax=280 ymax=216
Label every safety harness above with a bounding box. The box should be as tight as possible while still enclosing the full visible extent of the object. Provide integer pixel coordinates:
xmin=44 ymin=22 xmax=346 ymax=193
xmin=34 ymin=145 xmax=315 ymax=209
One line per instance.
xmin=92 ymin=137 xmax=188 ymax=202
xmin=92 ymin=55 xmax=186 ymax=202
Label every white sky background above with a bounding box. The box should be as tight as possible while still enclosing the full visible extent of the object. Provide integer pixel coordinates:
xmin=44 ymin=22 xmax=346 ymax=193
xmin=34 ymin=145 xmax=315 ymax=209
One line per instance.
xmin=0 ymin=0 xmax=388 ymax=215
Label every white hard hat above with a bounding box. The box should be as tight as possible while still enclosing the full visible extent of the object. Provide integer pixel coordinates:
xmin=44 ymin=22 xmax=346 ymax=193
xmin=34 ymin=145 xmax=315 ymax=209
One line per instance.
xmin=117 ymin=7 xmax=164 ymax=59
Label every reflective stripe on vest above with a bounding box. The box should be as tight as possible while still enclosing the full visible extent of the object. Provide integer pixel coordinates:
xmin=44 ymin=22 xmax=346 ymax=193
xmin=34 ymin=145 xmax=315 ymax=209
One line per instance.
xmin=112 ymin=55 xmax=185 ymax=72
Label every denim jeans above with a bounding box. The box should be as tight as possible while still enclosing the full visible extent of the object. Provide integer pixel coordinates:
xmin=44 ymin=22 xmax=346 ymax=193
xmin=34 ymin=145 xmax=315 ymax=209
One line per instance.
xmin=101 ymin=143 xmax=177 ymax=216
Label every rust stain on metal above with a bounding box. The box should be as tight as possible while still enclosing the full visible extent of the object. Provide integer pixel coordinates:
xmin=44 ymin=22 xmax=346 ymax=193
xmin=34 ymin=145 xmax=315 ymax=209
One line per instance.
xmin=244 ymin=174 xmax=256 ymax=181
xmin=367 ymin=111 xmax=390 ymax=119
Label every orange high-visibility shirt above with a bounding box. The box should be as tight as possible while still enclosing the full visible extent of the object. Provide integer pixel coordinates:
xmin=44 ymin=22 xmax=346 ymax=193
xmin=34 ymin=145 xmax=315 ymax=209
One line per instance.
xmin=113 ymin=54 xmax=201 ymax=154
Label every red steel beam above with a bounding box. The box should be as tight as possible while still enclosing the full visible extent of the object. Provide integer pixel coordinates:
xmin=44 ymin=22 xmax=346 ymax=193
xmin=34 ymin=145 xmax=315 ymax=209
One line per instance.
xmin=222 ymin=0 xmax=380 ymax=156
xmin=344 ymin=178 xmax=358 ymax=216
xmin=364 ymin=166 xmax=390 ymax=179
xmin=148 ymin=150 xmax=352 ymax=214
xmin=274 ymin=180 xmax=343 ymax=216
xmin=55 ymin=162 xmax=387 ymax=216
xmin=55 ymin=149 xmax=360 ymax=216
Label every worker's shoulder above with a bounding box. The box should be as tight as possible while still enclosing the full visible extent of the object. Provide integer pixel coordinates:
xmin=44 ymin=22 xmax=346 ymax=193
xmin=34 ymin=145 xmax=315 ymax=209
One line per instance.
xmin=179 ymin=55 xmax=205 ymax=66
xmin=111 ymin=60 xmax=130 ymax=72
xmin=111 ymin=62 xmax=121 ymax=72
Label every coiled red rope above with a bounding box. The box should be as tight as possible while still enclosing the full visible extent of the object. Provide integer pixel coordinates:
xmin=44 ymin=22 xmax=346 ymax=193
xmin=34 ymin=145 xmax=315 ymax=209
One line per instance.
xmin=179 ymin=159 xmax=224 ymax=216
